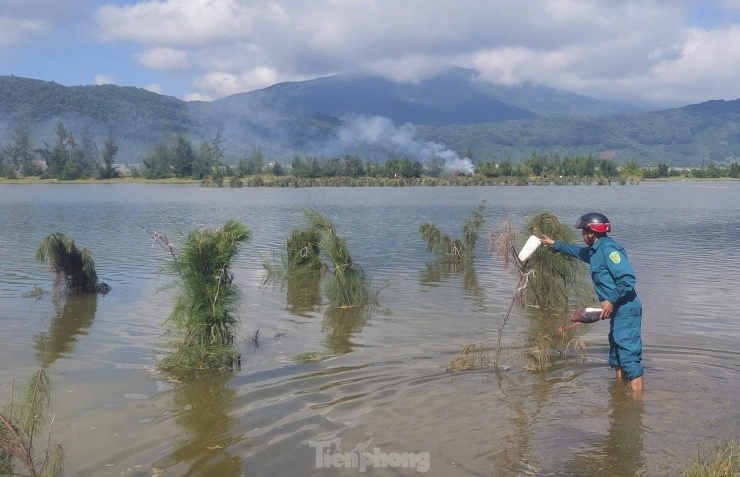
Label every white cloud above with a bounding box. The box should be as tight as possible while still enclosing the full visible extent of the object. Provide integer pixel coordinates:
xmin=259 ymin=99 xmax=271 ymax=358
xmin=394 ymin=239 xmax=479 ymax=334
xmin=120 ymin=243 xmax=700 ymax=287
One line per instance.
xmin=137 ymin=47 xmax=190 ymax=72
xmin=144 ymin=83 xmax=163 ymax=94
xmin=183 ymin=92 xmax=211 ymax=102
xmin=364 ymin=56 xmax=450 ymax=84
xmin=95 ymin=0 xmax=250 ymax=46
xmin=648 ymin=25 xmax=740 ymax=101
xmin=472 ymin=48 xmax=540 ymax=86
xmin=717 ymin=0 xmax=740 ymax=10
xmin=83 ymin=0 xmax=740 ymax=102
xmin=188 ymin=72 xmax=244 ymax=100
xmin=188 ymin=67 xmax=304 ymax=100
xmin=0 ymin=0 xmax=94 ymax=51
xmin=94 ymin=74 xmax=117 ymax=85
xmin=0 ymin=16 xmax=46 ymax=50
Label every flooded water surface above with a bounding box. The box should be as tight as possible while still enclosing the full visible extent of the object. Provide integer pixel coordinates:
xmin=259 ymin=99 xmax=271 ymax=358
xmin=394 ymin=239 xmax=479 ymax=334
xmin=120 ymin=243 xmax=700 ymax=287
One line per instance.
xmin=0 ymin=182 xmax=738 ymax=476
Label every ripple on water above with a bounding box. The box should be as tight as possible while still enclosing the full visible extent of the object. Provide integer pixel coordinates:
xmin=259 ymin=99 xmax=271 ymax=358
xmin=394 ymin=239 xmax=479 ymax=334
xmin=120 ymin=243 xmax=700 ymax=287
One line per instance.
xmin=1 ymin=183 xmax=739 ymax=476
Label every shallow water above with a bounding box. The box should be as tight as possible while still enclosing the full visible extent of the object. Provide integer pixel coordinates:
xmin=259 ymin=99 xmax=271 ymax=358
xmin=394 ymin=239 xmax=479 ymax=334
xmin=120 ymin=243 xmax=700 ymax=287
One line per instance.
xmin=0 ymin=182 xmax=738 ymax=476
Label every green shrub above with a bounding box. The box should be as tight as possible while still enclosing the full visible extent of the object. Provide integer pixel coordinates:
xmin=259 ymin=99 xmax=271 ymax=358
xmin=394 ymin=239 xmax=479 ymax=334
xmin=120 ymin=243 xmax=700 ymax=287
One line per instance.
xmin=35 ymin=233 xmax=98 ymax=294
xmin=161 ymin=220 xmax=251 ymax=371
xmin=0 ymin=369 xmax=64 ymax=477
xmin=522 ymin=212 xmax=594 ymax=311
xmin=683 ymin=440 xmax=740 ymax=477
xmin=420 ymin=200 xmax=486 ymax=261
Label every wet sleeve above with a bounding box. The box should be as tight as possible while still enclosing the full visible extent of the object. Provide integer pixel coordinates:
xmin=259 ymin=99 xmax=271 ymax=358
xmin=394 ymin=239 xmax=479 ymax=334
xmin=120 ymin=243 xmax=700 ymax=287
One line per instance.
xmin=603 ymin=246 xmax=636 ymax=305
xmin=553 ymin=241 xmax=590 ymax=263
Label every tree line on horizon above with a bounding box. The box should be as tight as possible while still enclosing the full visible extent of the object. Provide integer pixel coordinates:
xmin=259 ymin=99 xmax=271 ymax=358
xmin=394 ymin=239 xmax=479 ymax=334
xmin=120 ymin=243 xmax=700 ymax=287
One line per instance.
xmin=5 ymin=74 xmax=740 ymax=169
xmin=1 ymin=117 xmax=739 ymax=181
xmin=0 ymin=115 xmax=120 ymax=180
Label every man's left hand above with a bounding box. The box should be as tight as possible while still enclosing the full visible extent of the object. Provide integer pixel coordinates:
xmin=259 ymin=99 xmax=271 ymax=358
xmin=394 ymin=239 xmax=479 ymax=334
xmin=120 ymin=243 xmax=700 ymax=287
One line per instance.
xmin=600 ymin=300 xmax=613 ymax=320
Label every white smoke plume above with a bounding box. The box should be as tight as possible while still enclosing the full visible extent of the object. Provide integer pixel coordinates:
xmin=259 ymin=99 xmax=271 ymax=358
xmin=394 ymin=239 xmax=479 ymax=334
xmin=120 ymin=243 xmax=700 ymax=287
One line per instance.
xmin=331 ymin=116 xmax=474 ymax=174
xmin=443 ymin=158 xmax=474 ymax=175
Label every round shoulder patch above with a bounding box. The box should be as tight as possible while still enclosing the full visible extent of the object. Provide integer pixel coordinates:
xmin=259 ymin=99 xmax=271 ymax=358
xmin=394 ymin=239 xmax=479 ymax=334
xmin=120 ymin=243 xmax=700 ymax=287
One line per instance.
xmin=609 ymin=251 xmax=621 ymax=264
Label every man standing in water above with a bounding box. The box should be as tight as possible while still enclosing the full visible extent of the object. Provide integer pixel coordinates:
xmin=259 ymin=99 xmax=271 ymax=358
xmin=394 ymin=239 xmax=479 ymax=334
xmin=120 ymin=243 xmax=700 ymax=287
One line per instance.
xmin=540 ymin=213 xmax=643 ymax=396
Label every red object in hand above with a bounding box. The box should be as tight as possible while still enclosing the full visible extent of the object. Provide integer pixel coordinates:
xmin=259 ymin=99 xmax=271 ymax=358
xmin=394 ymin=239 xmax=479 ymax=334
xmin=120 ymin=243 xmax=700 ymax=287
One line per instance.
xmin=570 ymin=307 xmax=603 ymax=323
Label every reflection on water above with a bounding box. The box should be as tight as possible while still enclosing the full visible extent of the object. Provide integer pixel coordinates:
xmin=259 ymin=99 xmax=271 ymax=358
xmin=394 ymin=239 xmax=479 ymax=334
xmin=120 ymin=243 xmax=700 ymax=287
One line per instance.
xmin=34 ymin=293 xmax=98 ymax=367
xmin=321 ymin=307 xmax=367 ymax=355
xmin=282 ymin=271 xmax=367 ymax=355
xmin=286 ymin=272 xmax=322 ymax=317
xmin=489 ymin=309 xmax=559 ymax=476
xmin=420 ymin=259 xmax=485 ymax=309
xmin=563 ymin=384 xmax=645 ymax=477
xmin=1 ymin=183 xmax=739 ymax=476
xmin=482 ymin=357 xmax=646 ymax=477
xmin=488 ymin=372 xmax=539 ymax=475
xmin=152 ymin=372 xmax=242 ymax=477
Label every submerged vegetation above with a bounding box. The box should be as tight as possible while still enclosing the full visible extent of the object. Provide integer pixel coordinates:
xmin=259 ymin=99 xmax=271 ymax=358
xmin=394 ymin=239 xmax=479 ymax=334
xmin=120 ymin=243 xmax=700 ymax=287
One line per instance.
xmin=21 ymin=286 xmax=47 ymax=300
xmin=261 ymin=210 xmax=377 ymax=358
xmin=306 ymin=211 xmax=376 ymax=308
xmin=488 ymin=220 xmax=534 ymax=368
xmin=286 ymin=226 xmax=325 ymax=276
xmin=35 ymin=233 xmax=101 ymax=294
xmin=265 ymin=210 xmax=377 ymax=310
xmin=262 ymin=213 xmax=325 ymax=285
xmin=3 ymin=198 xmax=736 ymax=475
xmin=149 ymin=220 xmax=251 ymax=372
xmin=291 ymin=352 xmax=331 ymax=363
xmin=520 ymin=212 xmax=594 ymax=311
xmin=321 ymin=307 xmax=367 ymax=354
xmin=524 ymin=332 xmax=586 ymax=372
xmin=489 ymin=213 xmax=592 ymax=368
xmin=446 ymin=212 xmax=593 ymax=373
xmin=682 ymin=440 xmax=740 ymax=477
xmin=446 ymin=330 xmax=587 ymax=374
xmin=0 ymin=369 xmax=64 ymax=477
xmin=420 ymin=200 xmax=486 ymax=260
xmin=446 ymin=341 xmax=495 ymax=373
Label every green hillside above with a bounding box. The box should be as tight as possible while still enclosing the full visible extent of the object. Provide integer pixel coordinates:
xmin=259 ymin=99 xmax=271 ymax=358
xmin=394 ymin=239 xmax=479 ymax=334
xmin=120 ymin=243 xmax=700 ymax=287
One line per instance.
xmin=227 ymin=67 xmax=643 ymax=122
xmin=0 ymin=74 xmax=739 ymax=167
xmin=417 ymin=101 xmax=740 ymax=166
xmin=0 ymin=75 xmax=339 ymax=163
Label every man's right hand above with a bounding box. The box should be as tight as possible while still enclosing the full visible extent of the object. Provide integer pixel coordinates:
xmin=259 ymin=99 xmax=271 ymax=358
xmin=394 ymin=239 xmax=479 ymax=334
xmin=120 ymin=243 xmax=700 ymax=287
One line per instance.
xmin=540 ymin=235 xmax=555 ymax=248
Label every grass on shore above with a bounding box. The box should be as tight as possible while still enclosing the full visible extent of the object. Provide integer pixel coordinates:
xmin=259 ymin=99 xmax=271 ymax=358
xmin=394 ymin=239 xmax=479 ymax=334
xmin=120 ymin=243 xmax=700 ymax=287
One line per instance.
xmin=682 ymin=440 xmax=740 ymax=477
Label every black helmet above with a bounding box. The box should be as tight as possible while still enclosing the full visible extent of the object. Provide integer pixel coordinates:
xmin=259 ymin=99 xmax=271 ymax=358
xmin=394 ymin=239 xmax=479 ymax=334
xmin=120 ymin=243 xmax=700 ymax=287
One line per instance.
xmin=575 ymin=212 xmax=611 ymax=233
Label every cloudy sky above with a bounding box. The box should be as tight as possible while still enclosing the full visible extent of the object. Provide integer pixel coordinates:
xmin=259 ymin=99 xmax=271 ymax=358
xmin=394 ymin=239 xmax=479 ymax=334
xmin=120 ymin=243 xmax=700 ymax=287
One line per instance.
xmin=2 ymin=0 xmax=740 ymax=104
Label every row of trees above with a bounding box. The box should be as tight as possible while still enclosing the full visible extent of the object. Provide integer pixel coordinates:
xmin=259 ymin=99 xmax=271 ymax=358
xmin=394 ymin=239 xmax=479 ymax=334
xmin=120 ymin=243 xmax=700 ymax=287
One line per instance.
xmin=0 ymin=117 xmax=120 ymax=180
xmin=141 ymin=131 xmax=224 ymax=180
xmin=139 ymin=131 xmax=739 ymax=180
xmin=641 ymin=160 xmax=740 ymax=179
xmin=139 ymin=134 xmax=434 ymax=180
xmin=289 ymin=156 xmax=429 ymax=179
xmin=2 ymin=117 xmax=739 ymax=181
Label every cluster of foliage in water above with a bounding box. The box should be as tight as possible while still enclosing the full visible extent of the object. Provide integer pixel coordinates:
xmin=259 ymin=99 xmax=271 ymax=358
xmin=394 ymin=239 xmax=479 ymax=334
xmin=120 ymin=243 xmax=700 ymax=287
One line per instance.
xmin=307 ymin=212 xmax=375 ymax=308
xmin=160 ymin=220 xmax=251 ymax=372
xmin=265 ymin=210 xmax=376 ymax=310
xmin=35 ymin=233 xmax=100 ymax=294
xmin=521 ymin=212 xmax=595 ymax=311
xmin=446 ymin=211 xmax=595 ymax=373
xmin=419 ymin=200 xmax=486 ymax=261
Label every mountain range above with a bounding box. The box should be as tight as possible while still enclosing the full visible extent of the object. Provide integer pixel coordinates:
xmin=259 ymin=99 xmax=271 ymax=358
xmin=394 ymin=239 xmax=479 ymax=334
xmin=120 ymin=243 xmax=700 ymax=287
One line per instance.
xmin=0 ymin=68 xmax=738 ymax=167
